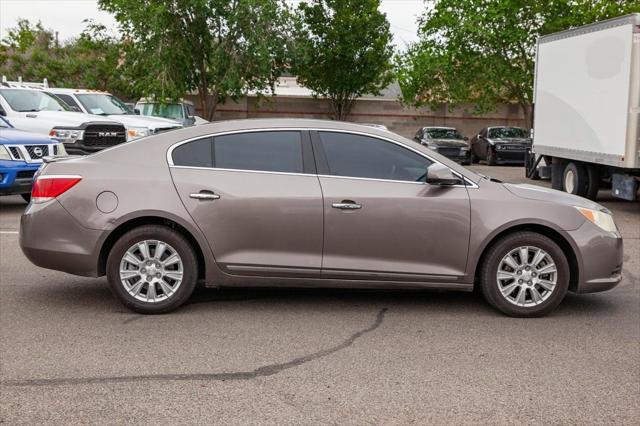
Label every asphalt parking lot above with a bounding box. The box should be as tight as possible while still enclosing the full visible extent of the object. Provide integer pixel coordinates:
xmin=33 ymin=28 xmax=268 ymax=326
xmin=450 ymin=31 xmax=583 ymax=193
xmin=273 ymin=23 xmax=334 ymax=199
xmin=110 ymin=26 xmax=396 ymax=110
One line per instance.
xmin=1 ymin=164 xmax=638 ymax=425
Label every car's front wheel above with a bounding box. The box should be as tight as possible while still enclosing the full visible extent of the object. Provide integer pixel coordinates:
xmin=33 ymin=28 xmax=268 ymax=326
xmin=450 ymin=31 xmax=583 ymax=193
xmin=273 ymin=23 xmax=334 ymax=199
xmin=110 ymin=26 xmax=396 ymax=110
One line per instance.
xmin=479 ymin=232 xmax=570 ymax=317
xmin=106 ymin=225 xmax=198 ymax=314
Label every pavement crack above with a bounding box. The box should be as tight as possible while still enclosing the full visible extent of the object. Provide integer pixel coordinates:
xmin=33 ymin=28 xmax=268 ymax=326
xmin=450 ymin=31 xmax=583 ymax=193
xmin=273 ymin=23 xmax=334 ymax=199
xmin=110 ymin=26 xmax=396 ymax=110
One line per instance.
xmin=2 ymin=308 xmax=388 ymax=388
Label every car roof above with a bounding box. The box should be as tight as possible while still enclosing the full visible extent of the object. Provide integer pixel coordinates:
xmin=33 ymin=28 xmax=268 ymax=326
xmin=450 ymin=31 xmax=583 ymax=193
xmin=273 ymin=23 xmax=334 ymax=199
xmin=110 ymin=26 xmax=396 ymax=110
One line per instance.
xmin=423 ymin=126 xmax=457 ymax=130
xmin=47 ymin=88 xmax=112 ymax=95
xmin=136 ymin=98 xmax=194 ymax=106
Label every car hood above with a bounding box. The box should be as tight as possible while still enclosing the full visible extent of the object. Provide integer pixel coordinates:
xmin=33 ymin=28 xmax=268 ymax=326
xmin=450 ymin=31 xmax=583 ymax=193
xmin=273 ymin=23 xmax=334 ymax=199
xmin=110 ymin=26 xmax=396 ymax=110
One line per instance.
xmin=428 ymin=138 xmax=468 ymax=147
xmin=503 ymin=183 xmax=604 ymax=210
xmin=106 ymin=114 xmax=182 ymax=130
xmin=25 ymin=110 xmax=114 ymax=127
xmin=0 ymin=127 xmax=55 ymax=145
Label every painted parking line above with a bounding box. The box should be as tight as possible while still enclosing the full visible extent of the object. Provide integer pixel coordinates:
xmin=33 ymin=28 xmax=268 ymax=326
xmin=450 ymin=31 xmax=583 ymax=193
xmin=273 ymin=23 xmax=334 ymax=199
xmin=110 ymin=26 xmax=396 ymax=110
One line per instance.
xmin=0 ymin=231 xmax=19 ymax=234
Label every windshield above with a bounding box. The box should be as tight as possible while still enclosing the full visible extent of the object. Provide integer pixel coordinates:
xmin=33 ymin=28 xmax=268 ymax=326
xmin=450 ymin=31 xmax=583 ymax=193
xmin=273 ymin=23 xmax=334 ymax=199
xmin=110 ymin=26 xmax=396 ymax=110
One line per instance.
xmin=0 ymin=89 xmax=70 ymax=112
xmin=488 ymin=127 xmax=529 ymax=139
xmin=425 ymin=128 xmax=463 ymax=140
xmin=75 ymin=93 xmax=132 ymax=115
xmin=139 ymin=103 xmax=184 ymax=120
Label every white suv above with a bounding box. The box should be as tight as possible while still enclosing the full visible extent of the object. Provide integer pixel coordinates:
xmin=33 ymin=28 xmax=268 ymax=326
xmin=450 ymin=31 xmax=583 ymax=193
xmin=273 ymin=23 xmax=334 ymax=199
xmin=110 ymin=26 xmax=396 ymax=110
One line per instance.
xmin=47 ymin=88 xmax=183 ymax=140
xmin=0 ymin=86 xmax=128 ymax=155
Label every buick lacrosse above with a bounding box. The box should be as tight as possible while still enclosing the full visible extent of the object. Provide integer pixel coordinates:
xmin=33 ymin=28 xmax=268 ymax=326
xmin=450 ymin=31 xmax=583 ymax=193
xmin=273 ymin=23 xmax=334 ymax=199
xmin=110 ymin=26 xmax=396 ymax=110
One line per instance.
xmin=20 ymin=119 xmax=623 ymax=316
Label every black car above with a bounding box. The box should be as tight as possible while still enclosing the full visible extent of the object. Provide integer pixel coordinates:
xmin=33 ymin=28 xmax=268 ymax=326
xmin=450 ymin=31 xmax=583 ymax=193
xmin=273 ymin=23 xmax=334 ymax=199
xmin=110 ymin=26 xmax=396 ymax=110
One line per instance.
xmin=414 ymin=127 xmax=470 ymax=164
xmin=470 ymin=126 xmax=532 ymax=166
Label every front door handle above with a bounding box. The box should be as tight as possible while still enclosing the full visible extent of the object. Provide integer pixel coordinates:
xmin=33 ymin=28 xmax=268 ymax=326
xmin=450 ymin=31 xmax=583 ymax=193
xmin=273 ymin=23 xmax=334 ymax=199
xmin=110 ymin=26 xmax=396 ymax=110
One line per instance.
xmin=332 ymin=201 xmax=361 ymax=210
xmin=189 ymin=191 xmax=220 ymax=201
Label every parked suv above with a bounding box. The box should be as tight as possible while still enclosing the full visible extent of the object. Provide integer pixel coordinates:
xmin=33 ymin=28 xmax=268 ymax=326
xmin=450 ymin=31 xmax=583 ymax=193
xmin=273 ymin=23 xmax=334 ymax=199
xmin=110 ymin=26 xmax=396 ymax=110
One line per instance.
xmin=414 ymin=127 xmax=470 ymax=164
xmin=20 ymin=120 xmax=622 ymax=317
xmin=135 ymin=98 xmax=208 ymax=126
xmin=0 ymin=86 xmax=127 ymax=155
xmin=471 ymin=126 xmax=532 ymax=166
xmin=47 ymin=89 xmax=183 ymax=140
xmin=0 ymin=116 xmax=65 ymax=202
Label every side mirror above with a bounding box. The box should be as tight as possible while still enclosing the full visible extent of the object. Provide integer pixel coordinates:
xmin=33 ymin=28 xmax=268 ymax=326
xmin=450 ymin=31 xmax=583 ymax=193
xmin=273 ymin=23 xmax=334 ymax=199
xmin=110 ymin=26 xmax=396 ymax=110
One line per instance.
xmin=425 ymin=163 xmax=462 ymax=186
xmin=0 ymin=109 xmax=6 ymax=117
xmin=134 ymin=108 xmax=141 ymax=115
xmin=71 ymin=106 xmax=82 ymax=113
xmin=463 ymin=136 xmax=469 ymax=141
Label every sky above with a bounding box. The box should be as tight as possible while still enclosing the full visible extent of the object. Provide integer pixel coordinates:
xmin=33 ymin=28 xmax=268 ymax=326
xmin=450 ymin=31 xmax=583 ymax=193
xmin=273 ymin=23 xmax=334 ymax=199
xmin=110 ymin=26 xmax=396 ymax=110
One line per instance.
xmin=0 ymin=0 xmax=424 ymax=49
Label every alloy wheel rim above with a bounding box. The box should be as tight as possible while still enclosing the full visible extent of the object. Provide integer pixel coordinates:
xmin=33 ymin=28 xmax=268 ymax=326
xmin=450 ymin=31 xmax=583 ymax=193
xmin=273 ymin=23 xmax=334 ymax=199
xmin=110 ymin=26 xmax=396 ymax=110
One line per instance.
xmin=119 ymin=240 xmax=184 ymax=303
xmin=496 ymin=245 xmax=557 ymax=307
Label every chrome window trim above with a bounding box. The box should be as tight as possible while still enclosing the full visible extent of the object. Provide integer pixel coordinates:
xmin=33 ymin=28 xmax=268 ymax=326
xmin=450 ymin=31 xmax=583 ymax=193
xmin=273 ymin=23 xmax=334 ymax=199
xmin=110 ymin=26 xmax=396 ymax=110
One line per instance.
xmin=166 ymin=127 xmax=478 ymax=188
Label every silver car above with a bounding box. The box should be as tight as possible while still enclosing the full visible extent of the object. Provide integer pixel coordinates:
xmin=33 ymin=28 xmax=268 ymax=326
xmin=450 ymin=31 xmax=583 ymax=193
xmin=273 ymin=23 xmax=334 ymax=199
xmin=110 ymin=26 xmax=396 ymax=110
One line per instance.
xmin=20 ymin=119 xmax=623 ymax=316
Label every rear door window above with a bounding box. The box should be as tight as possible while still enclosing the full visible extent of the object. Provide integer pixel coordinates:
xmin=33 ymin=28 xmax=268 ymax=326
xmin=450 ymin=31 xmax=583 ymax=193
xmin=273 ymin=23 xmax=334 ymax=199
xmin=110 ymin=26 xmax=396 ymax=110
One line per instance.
xmin=213 ymin=131 xmax=303 ymax=173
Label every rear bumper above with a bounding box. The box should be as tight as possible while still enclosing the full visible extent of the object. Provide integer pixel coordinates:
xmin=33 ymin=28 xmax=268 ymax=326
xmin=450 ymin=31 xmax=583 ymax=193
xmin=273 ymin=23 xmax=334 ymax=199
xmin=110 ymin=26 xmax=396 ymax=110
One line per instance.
xmin=20 ymin=199 xmax=103 ymax=277
xmin=568 ymin=221 xmax=623 ymax=294
xmin=0 ymin=162 xmax=40 ymax=195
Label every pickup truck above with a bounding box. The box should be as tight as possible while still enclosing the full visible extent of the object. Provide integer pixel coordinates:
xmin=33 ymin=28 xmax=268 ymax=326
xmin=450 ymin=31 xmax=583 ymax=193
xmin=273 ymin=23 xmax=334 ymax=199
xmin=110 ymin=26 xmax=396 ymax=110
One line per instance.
xmin=0 ymin=116 xmax=65 ymax=202
xmin=135 ymin=98 xmax=208 ymax=126
xmin=0 ymin=85 xmax=128 ymax=155
xmin=48 ymin=89 xmax=183 ymax=139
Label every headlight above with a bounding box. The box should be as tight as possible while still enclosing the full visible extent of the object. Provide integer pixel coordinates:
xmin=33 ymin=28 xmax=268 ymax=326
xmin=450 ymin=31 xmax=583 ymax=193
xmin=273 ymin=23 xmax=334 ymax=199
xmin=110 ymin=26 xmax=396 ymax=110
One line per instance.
xmin=426 ymin=142 xmax=439 ymax=149
xmin=49 ymin=129 xmax=84 ymax=144
xmin=575 ymin=207 xmax=618 ymax=233
xmin=0 ymin=145 xmax=11 ymax=160
xmin=127 ymin=127 xmax=149 ymax=141
xmin=56 ymin=143 xmax=67 ymax=156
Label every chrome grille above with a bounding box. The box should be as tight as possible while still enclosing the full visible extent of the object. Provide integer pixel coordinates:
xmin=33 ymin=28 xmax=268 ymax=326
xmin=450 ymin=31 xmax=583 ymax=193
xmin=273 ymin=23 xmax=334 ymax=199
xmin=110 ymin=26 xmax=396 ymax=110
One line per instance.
xmin=4 ymin=144 xmax=53 ymax=162
xmin=25 ymin=145 xmax=48 ymax=159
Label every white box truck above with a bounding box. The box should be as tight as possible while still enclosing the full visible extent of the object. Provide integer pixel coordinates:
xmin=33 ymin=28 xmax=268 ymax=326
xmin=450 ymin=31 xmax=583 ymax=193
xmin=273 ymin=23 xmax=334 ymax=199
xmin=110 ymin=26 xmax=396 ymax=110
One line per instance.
xmin=527 ymin=14 xmax=640 ymax=201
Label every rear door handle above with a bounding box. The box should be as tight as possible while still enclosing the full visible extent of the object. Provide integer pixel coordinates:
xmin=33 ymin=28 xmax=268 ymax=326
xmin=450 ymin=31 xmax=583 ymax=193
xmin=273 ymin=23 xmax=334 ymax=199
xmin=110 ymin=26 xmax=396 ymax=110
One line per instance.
xmin=332 ymin=201 xmax=361 ymax=210
xmin=189 ymin=191 xmax=220 ymax=200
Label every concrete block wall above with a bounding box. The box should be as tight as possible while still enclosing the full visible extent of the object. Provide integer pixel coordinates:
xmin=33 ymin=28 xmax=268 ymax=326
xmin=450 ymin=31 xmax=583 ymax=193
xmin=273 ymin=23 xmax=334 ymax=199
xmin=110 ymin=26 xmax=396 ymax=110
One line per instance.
xmin=188 ymin=95 xmax=527 ymax=139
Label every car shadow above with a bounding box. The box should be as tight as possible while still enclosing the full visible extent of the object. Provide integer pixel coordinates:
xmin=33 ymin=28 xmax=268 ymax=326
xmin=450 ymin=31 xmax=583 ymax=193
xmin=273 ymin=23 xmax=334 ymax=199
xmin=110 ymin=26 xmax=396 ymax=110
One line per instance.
xmin=21 ymin=278 xmax=621 ymax=320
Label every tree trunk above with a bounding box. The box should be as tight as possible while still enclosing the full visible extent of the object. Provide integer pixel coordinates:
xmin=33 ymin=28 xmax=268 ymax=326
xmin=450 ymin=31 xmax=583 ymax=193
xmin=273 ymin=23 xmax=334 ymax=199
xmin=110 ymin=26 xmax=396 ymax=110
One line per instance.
xmin=520 ymin=102 xmax=533 ymax=131
xmin=331 ymin=96 xmax=356 ymax=121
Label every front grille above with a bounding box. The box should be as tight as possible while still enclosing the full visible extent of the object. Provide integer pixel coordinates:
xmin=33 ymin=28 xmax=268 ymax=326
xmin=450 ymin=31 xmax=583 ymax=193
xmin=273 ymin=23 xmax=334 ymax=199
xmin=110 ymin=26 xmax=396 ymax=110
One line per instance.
xmin=8 ymin=147 xmax=21 ymax=159
xmin=437 ymin=147 xmax=461 ymax=157
xmin=499 ymin=145 xmax=526 ymax=151
xmin=83 ymin=124 xmax=127 ymax=147
xmin=25 ymin=145 xmax=49 ymax=160
xmin=16 ymin=170 xmax=36 ymax=179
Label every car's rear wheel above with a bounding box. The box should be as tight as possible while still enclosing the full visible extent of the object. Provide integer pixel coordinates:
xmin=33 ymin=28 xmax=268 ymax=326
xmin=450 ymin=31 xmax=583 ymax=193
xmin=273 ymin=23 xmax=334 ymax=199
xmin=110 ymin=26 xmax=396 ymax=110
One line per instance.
xmin=106 ymin=225 xmax=198 ymax=314
xmin=479 ymin=232 xmax=570 ymax=317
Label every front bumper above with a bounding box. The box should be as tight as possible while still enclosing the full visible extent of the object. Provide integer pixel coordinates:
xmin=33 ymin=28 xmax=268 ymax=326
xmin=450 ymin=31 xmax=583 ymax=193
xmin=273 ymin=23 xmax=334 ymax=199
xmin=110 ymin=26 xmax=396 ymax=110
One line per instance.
xmin=494 ymin=148 xmax=527 ymax=163
xmin=0 ymin=161 xmax=41 ymax=195
xmin=20 ymin=199 xmax=103 ymax=277
xmin=430 ymin=147 xmax=471 ymax=164
xmin=568 ymin=221 xmax=623 ymax=294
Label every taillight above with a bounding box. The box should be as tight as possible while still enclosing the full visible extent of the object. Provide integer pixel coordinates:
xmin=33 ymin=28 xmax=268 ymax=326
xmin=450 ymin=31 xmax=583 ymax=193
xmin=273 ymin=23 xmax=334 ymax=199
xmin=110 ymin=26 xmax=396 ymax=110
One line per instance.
xmin=31 ymin=175 xmax=82 ymax=203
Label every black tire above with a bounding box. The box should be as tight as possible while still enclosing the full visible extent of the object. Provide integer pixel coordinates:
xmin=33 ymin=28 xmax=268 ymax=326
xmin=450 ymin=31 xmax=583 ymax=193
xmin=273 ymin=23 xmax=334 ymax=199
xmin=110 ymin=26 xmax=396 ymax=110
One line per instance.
xmin=487 ymin=147 xmax=497 ymax=166
xmin=21 ymin=193 xmax=31 ymax=203
xmin=106 ymin=225 xmax=198 ymax=314
xmin=551 ymin=160 xmax=565 ymax=190
xmin=479 ymin=231 xmax=570 ymax=317
xmin=562 ymin=162 xmax=589 ymax=197
xmin=584 ymin=164 xmax=600 ymax=201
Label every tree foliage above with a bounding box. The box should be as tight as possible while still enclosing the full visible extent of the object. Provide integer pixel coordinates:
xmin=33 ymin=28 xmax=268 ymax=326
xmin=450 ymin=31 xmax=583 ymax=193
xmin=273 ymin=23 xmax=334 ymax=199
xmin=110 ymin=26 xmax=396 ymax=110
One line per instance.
xmin=0 ymin=19 xmax=136 ymax=99
xmin=99 ymin=0 xmax=291 ymax=120
xmin=396 ymin=0 xmax=639 ymax=128
xmin=292 ymin=0 xmax=394 ymax=120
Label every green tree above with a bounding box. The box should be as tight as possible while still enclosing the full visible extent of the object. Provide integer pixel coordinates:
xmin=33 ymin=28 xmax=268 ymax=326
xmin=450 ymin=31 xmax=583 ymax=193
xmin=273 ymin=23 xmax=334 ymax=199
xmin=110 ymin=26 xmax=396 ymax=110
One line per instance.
xmin=99 ymin=0 xmax=291 ymax=120
xmin=0 ymin=19 xmax=135 ymax=100
xmin=0 ymin=19 xmax=58 ymax=84
xmin=396 ymin=0 xmax=639 ymax=129
xmin=292 ymin=0 xmax=394 ymax=120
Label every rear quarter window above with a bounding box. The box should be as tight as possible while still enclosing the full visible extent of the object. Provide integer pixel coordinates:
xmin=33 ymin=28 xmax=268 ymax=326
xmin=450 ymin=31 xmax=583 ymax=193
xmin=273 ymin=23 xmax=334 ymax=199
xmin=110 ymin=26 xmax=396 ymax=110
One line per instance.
xmin=171 ymin=137 xmax=213 ymax=168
